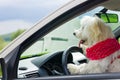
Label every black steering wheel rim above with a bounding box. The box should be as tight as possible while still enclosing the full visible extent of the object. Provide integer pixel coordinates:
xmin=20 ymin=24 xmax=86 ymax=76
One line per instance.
xmin=62 ymin=46 xmax=83 ymax=75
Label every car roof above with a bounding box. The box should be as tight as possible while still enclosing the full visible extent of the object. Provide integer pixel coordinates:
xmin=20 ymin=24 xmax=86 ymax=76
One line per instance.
xmin=101 ymin=0 xmax=120 ymax=11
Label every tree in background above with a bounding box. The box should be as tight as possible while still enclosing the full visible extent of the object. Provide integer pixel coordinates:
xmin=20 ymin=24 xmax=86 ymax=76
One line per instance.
xmin=11 ymin=29 xmax=25 ymax=40
xmin=0 ymin=29 xmax=25 ymax=51
xmin=0 ymin=36 xmax=6 ymax=50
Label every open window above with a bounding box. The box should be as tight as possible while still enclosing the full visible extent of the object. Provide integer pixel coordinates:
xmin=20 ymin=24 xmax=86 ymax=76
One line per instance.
xmin=17 ymin=6 xmax=120 ymax=79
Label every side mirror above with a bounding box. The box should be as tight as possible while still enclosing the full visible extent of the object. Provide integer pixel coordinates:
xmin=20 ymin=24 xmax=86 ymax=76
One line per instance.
xmin=0 ymin=58 xmax=6 ymax=80
xmin=95 ymin=13 xmax=119 ymax=23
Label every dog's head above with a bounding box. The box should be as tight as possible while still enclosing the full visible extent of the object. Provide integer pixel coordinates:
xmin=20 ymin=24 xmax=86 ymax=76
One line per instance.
xmin=74 ymin=16 xmax=114 ymax=46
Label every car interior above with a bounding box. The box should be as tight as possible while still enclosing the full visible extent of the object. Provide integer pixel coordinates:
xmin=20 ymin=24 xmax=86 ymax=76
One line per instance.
xmin=17 ymin=1 xmax=120 ymax=79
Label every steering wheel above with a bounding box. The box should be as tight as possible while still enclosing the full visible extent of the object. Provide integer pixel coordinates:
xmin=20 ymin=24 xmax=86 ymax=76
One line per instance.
xmin=62 ymin=46 xmax=83 ymax=75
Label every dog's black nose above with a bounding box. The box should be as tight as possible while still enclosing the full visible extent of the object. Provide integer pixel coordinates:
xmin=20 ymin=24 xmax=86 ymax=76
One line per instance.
xmin=73 ymin=32 xmax=76 ymax=35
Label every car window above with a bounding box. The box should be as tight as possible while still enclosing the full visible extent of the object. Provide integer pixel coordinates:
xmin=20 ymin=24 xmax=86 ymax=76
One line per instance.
xmin=18 ymin=6 xmax=120 ymax=79
xmin=0 ymin=0 xmax=71 ymax=52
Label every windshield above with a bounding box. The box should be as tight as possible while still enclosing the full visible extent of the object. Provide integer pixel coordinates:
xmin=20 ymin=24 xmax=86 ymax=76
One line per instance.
xmin=0 ymin=0 xmax=71 ymax=51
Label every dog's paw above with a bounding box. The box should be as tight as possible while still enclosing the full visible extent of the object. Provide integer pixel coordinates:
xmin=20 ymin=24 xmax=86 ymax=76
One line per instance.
xmin=67 ymin=63 xmax=79 ymax=74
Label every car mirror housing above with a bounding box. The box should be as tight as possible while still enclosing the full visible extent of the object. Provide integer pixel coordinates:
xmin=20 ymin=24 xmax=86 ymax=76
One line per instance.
xmin=95 ymin=13 xmax=119 ymax=23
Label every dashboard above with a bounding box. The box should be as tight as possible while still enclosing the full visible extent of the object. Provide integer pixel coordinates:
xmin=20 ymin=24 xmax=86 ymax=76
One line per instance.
xmin=18 ymin=51 xmax=86 ymax=78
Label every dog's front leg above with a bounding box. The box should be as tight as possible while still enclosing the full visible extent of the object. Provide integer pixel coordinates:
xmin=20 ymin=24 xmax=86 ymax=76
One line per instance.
xmin=67 ymin=63 xmax=87 ymax=74
xmin=79 ymin=61 xmax=106 ymax=74
xmin=67 ymin=61 xmax=106 ymax=74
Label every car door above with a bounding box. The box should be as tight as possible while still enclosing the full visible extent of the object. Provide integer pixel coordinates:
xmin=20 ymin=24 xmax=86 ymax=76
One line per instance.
xmin=1 ymin=0 xmax=120 ymax=80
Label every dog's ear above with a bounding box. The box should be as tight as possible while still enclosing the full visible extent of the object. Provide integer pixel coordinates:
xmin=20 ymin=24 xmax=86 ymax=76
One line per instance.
xmin=88 ymin=17 xmax=105 ymax=42
xmin=94 ymin=17 xmax=103 ymax=37
xmin=82 ymin=16 xmax=115 ymax=45
xmin=88 ymin=17 xmax=114 ymax=42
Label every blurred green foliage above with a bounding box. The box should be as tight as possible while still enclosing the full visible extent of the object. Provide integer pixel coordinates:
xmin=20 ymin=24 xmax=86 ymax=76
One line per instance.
xmin=0 ymin=29 xmax=25 ymax=51
xmin=11 ymin=29 xmax=25 ymax=40
xmin=0 ymin=37 xmax=7 ymax=50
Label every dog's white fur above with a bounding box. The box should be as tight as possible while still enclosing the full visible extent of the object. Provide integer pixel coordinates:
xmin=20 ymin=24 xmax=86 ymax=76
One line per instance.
xmin=67 ymin=16 xmax=120 ymax=74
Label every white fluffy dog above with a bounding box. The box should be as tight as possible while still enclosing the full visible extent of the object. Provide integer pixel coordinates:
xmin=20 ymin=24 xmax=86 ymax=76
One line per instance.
xmin=67 ymin=16 xmax=120 ymax=74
